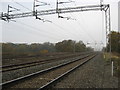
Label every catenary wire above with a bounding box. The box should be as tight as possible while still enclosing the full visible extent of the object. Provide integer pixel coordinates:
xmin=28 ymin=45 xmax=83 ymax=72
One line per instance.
xmin=12 ymin=0 xmax=83 ymax=40
xmin=61 ymin=3 xmax=97 ymax=43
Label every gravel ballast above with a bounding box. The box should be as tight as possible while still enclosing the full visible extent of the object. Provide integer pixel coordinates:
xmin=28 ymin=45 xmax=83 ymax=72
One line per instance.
xmin=54 ymin=53 xmax=118 ymax=88
xmin=2 ymin=54 xmax=89 ymax=82
xmin=4 ymin=55 xmax=93 ymax=88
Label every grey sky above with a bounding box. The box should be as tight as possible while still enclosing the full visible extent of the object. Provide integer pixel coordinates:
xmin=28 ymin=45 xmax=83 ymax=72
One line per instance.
xmin=0 ymin=0 xmax=119 ymax=50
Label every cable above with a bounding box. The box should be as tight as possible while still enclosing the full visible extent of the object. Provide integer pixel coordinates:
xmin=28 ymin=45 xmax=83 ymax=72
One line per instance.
xmin=2 ymin=21 xmax=53 ymax=43
xmin=16 ymin=20 xmax=84 ymax=42
xmin=12 ymin=0 xmax=46 ymax=22
xmin=13 ymin=20 xmax=64 ymax=40
xmin=54 ymin=0 xmax=85 ymax=38
xmin=12 ymin=0 xmax=32 ymax=11
xmin=11 ymin=0 xmax=80 ymax=40
xmin=51 ymin=21 xmax=81 ymax=38
xmin=61 ymin=1 xmax=101 ymax=50
xmin=11 ymin=0 xmax=81 ymax=39
xmin=3 ymin=23 xmax=43 ymax=40
xmin=61 ymin=3 xmax=97 ymax=43
xmin=8 ymin=1 xmax=26 ymax=14
xmin=7 ymin=0 xmax=101 ymax=46
xmin=11 ymin=1 xmax=63 ymax=37
xmin=72 ymin=2 xmax=98 ymax=43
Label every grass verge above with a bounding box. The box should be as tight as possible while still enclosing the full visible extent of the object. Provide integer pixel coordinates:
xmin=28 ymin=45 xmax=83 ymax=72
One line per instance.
xmin=103 ymin=52 xmax=120 ymax=77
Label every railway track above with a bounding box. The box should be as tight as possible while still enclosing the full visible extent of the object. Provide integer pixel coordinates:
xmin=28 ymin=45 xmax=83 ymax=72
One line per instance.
xmin=3 ymin=52 xmax=71 ymax=60
xmin=1 ymin=53 xmax=97 ymax=89
xmin=1 ymin=52 xmax=92 ymax=73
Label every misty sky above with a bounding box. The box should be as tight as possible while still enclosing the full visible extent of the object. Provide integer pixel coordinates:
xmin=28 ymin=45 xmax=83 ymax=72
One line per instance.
xmin=0 ymin=0 xmax=119 ymax=50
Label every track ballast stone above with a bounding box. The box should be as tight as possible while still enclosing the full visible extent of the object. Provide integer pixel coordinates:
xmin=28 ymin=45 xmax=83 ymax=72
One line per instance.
xmin=54 ymin=53 xmax=118 ymax=88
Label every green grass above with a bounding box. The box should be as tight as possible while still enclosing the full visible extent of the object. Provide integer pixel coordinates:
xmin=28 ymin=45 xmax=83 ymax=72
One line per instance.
xmin=103 ymin=52 xmax=120 ymax=77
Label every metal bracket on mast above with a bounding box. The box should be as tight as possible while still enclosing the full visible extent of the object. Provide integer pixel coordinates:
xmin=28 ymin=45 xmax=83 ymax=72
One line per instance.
xmin=56 ymin=0 xmax=76 ymax=20
xmin=0 ymin=12 xmax=7 ymax=21
xmin=33 ymin=0 xmax=52 ymax=23
xmin=6 ymin=5 xmax=20 ymax=22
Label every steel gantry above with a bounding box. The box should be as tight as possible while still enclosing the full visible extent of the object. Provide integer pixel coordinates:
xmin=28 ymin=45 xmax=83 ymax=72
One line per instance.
xmin=0 ymin=3 xmax=111 ymax=52
xmin=0 ymin=4 xmax=109 ymax=20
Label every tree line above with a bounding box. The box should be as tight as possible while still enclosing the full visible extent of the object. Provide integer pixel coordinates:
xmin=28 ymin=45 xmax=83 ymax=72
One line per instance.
xmin=2 ymin=40 xmax=93 ymax=59
xmin=106 ymin=31 xmax=120 ymax=53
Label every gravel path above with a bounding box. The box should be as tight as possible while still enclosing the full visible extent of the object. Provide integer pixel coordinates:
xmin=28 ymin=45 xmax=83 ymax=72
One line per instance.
xmin=54 ymin=53 xmax=118 ymax=88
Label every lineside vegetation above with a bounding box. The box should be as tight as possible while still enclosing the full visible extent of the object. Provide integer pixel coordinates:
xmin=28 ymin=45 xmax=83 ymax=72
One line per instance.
xmin=2 ymin=40 xmax=93 ymax=59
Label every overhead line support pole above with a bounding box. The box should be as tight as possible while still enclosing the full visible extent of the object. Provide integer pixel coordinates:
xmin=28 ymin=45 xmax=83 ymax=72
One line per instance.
xmin=104 ymin=4 xmax=112 ymax=76
xmin=56 ymin=0 xmax=59 ymax=18
xmin=7 ymin=5 xmax=10 ymax=22
xmin=33 ymin=0 xmax=35 ymax=16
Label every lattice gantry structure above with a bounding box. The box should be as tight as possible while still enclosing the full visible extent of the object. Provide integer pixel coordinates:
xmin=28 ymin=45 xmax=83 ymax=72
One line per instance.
xmin=0 ymin=4 xmax=110 ymax=20
xmin=0 ymin=2 xmax=111 ymax=52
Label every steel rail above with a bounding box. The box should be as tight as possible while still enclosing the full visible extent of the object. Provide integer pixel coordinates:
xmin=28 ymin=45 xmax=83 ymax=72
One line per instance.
xmin=1 ymin=52 xmax=91 ymax=73
xmin=2 ymin=52 xmax=90 ymax=68
xmin=1 ymin=53 xmax=94 ymax=89
xmin=39 ymin=54 xmax=97 ymax=90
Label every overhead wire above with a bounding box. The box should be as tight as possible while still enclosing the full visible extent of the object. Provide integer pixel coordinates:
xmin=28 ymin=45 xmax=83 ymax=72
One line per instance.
xmin=10 ymin=0 xmax=80 ymax=39
xmin=61 ymin=3 xmax=97 ymax=43
xmin=2 ymin=21 xmax=52 ymax=43
xmin=34 ymin=0 xmax=83 ymax=39
xmin=11 ymin=0 xmax=46 ymax=22
xmin=54 ymin=1 xmax=86 ymax=40
xmin=61 ymin=1 xmax=100 ymax=50
xmin=3 ymin=22 xmax=44 ymax=40
xmin=51 ymin=21 xmax=81 ymax=38
xmin=10 ymin=0 xmax=74 ymax=40
xmin=59 ymin=0 xmax=104 ymax=50
xmin=12 ymin=0 xmax=32 ymax=11
xmin=5 ymin=1 xmax=63 ymax=39
xmin=13 ymin=18 xmax=77 ymax=41
xmin=8 ymin=0 xmax=28 ymax=15
xmin=47 ymin=2 xmax=82 ymax=38
xmin=84 ymin=0 xmax=105 ymax=50
xmin=12 ymin=20 xmax=63 ymax=40
xmin=7 ymin=0 xmax=101 ymax=45
xmin=73 ymin=1 xmax=99 ymax=44
xmin=16 ymin=19 xmax=84 ymax=42
xmin=17 ymin=0 xmax=82 ymax=40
